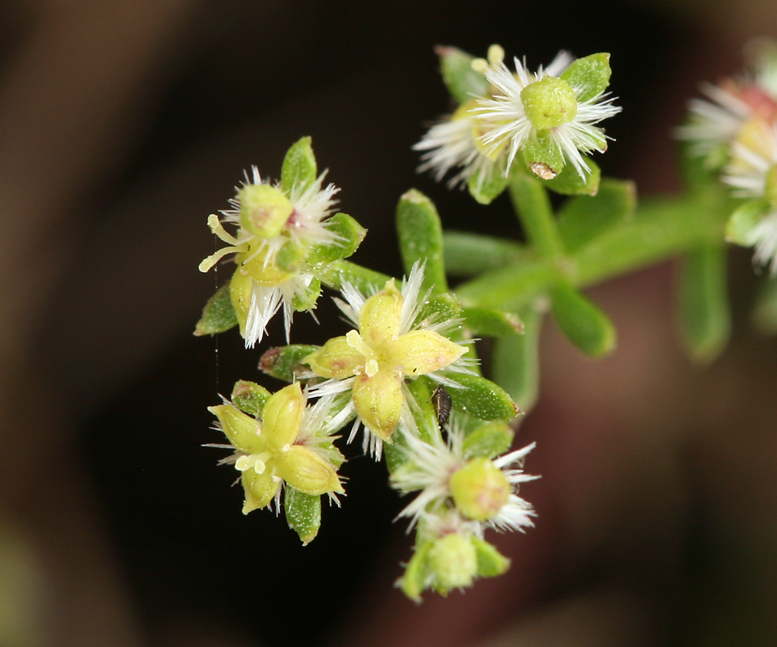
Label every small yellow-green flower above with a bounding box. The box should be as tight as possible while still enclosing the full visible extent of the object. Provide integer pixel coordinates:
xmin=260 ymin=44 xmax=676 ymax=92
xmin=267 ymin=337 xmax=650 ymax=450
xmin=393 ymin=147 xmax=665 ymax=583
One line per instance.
xmin=199 ymin=147 xmax=340 ymax=348
xmin=209 ymin=382 xmax=345 ymax=514
xmin=306 ymin=264 xmax=470 ymax=455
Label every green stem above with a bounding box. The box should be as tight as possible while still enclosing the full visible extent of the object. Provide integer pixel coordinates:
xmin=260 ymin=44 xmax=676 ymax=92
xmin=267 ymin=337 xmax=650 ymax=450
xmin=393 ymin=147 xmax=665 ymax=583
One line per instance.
xmin=455 ymin=189 xmax=731 ymax=311
xmin=509 ymin=172 xmax=564 ymax=259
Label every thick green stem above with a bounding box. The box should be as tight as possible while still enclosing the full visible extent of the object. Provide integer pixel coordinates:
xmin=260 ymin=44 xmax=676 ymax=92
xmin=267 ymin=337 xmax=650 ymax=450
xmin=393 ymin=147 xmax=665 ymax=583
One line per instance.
xmin=509 ymin=173 xmax=565 ymax=259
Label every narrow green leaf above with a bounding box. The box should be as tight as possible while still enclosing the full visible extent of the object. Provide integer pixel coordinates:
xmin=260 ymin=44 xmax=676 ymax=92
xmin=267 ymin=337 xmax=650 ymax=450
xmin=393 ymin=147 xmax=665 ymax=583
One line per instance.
xmin=522 ymin=132 xmax=565 ymax=180
xmin=544 ymin=158 xmax=601 ymax=196
xmin=463 ymin=306 xmax=523 ymax=337
xmin=551 ymin=282 xmax=616 ymax=357
xmin=443 ymin=231 xmax=525 ymax=276
xmin=307 ymin=213 xmax=367 ymax=264
xmin=194 ymin=284 xmax=238 ymax=336
xmin=448 ymin=374 xmax=520 ymax=421
xmin=231 ymin=380 xmax=272 ymax=417
xmin=314 ymin=259 xmax=389 ymax=294
xmin=492 ymin=306 xmax=542 ymax=413
xmin=291 ymin=277 xmax=321 ymax=311
xmin=462 ymin=421 xmax=514 ymax=459
xmin=415 ymin=293 xmax=462 ymax=329
xmin=259 ymin=344 xmax=320 ymax=382
xmin=560 ymin=53 xmax=612 ymax=102
xmin=406 ymin=377 xmax=443 ymax=446
xmin=467 ymin=156 xmax=509 ymax=205
xmin=678 ymin=243 xmax=731 ymax=363
xmin=557 ymin=179 xmax=636 ymax=253
xmin=400 ymin=540 xmax=433 ymax=602
xmin=396 ymin=189 xmax=448 ymax=294
xmin=437 ymin=46 xmax=488 ymax=104
xmin=471 ymin=536 xmax=510 ymax=578
xmin=284 ymin=488 xmax=322 ymax=545
xmin=281 ymin=136 xmax=317 ymax=194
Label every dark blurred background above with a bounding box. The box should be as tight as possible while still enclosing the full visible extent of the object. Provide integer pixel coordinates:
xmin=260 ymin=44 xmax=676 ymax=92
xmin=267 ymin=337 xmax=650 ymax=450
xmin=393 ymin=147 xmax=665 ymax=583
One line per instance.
xmin=1 ymin=1 xmax=777 ymax=646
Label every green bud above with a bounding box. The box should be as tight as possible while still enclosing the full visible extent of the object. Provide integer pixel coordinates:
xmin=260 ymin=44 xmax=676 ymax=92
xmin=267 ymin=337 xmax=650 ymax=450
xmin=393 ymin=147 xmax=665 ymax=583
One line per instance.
xmin=238 ymin=184 xmax=293 ymax=239
xmin=521 ymin=77 xmax=578 ymax=130
xmin=437 ymin=46 xmax=489 ymax=105
xmin=259 ymin=344 xmax=321 ymax=382
xmin=428 ymin=533 xmax=478 ymax=592
xmin=450 ymin=457 xmax=510 ymax=521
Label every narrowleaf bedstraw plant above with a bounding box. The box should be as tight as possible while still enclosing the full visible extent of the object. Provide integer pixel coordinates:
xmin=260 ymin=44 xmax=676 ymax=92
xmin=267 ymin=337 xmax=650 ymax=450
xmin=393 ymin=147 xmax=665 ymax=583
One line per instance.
xmin=195 ymin=41 xmax=777 ymax=599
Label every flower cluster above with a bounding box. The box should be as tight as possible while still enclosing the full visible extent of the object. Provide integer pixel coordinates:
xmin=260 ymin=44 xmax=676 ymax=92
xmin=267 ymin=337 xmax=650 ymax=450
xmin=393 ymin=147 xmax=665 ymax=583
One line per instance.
xmin=414 ymin=45 xmax=620 ymax=203
xmin=678 ymin=40 xmax=777 ymax=275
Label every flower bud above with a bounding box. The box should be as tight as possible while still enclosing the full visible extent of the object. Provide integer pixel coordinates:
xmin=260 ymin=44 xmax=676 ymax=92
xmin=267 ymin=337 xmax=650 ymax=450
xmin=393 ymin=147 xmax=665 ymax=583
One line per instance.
xmin=238 ymin=184 xmax=293 ymax=238
xmin=428 ymin=533 xmax=478 ymax=591
xmin=449 ymin=457 xmax=510 ymax=521
xmin=521 ymin=76 xmax=578 ymax=130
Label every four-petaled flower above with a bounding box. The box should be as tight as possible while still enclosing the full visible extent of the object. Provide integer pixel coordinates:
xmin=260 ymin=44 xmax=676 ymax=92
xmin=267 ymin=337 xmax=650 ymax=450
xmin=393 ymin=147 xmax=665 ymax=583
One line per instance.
xmin=305 ymin=264 xmax=471 ymax=457
xmin=199 ymin=165 xmax=339 ymax=347
xmin=391 ymin=420 xmax=537 ymax=533
xmin=209 ymin=382 xmax=345 ymax=514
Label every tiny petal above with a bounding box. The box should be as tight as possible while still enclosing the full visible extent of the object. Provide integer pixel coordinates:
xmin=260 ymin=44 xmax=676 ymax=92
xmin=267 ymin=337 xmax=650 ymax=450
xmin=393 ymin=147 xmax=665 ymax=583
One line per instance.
xmin=359 ymin=280 xmax=403 ymax=349
xmin=352 ymin=370 xmax=404 ymax=442
xmin=306 ymin=337 xmax=364 ymax=379
xmin=389 ymin=330 xmax=467 ymax=377
xmin=208 ymin=404 xmax=263 ymax=455
xmin=262 ymin=382 xmax=305 ymax=450
xmin=275 ymin=445 xmax=344 ymax=495
xmin=241 ymin=468 xmax=280 ymax=513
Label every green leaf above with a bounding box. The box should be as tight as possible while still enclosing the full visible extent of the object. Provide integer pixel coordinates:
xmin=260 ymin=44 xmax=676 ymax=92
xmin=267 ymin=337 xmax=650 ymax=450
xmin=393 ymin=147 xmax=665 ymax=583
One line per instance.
xmin=415 ymin=293 xmax=462 ymax=329
xmin=467 ymin=157 xmax=509 ymax=205
xmin=396 ymin=189 xmax=448 ymax=294
xmin=406 ymin=377 xmax=443 ymax=446
xmin=726 ymin=199 xmax=770 ymax=246
xmin=462 ymin=421 xmax=514 ymax=459
xmin=284 ymin=488 xmax=322 ymax=545
xmin=551 ymin=282 xmax=616 ymax=357
xmin=560 ymin=53 xmax=612 ymax=102
xmin=463 ymin=306 xmax=523 ymax=337
xmin=276 ymin=239 xmax=307 ymax=273
xmin=492 ymin=306 xmax=542 ymax=413
xmin=259 ymin=344 xmax=320 ymax=382
xmin=194 ymin=284 xmax=238 ymax=336
xmin=437 ymin=46 xmax=488 ymax=104
xmin=307 ymin=213 xmax=367 ymax=264
xmin=230 ymin=380 xmax=272 ymax=417
xmin=443 ymin=231 xmax=525 ymax=276
xmin=314 ymin=259 xmax=389 ymax=294
xmin=557 ymin=179 xmax=636 ymax=253
xmin=522 ymin=132 xmax=565 ymax=180
xmin=281 ymin=136 xmax=317 ymax=194
xmin=291 ymin=277 xmax=321 ymax=311
xmin=678 ymin=243 xmax=731 ymax=363
xmin=544 ymin=158 xmax=601 ymax=196
xmin=471 ymin=536 xmax=510 ymax=578
xmin=448 ymin=374 xmax=520 ymax=421
xmin=399 ymin=540 xmax=433 ymax=602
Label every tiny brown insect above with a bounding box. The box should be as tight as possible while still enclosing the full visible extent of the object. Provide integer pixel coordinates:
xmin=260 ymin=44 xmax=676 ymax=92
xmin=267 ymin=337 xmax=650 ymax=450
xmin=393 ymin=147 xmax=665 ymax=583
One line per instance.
xmin=430 ymin=385 xmax=452 ymax=429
